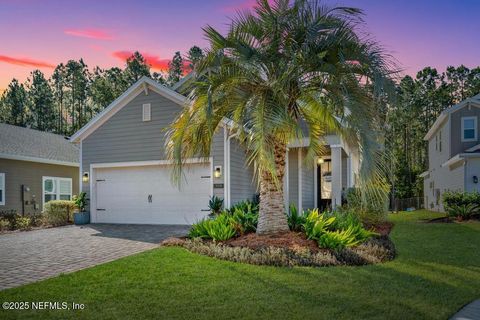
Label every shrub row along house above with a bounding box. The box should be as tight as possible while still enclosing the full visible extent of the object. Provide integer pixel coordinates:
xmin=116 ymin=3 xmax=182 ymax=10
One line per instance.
xmin=422 ymin=93 xmax=480 ymax=211
xmin=0 ymin=123 xmax=79 ymax=215
xmin=69 ymin=77 xmax=361 ymax=225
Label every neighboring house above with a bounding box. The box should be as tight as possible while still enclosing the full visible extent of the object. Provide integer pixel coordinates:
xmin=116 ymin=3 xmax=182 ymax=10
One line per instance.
xmin=0 ymin=123 xmax=79 ymax=215
xmin=70 ymin=76 xmax=360 ymax=225
xmin=421 ymin=93 xmax=480 ymax=212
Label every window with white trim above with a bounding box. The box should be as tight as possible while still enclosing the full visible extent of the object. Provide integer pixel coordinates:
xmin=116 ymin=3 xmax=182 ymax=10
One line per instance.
xmin=43 ymin=177 xmax=72 ymax=206
xmin=0 ymin=173 xmax=5 ymax=206
xmin=142 ymin=103 xmax=151 ymax=122
xmin=462 ymin=116 xmax=477 ymax=142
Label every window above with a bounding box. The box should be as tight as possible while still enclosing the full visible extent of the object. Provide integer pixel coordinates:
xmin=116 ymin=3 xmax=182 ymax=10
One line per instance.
xmin=43 ymin=177 xmax=72 ymax=206
xmin=462 ymin=116 xmax=477 ymax=142
xmin=142 ymin=103 xmax=151 ymax=122
xmin=0 ymin=173 xmax=4 ymax=206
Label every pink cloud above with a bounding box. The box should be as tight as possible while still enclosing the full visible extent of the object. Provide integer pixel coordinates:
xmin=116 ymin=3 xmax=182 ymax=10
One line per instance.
xmin=112 ymin=51 xmax=190 ymax=73
xmin=64 ymin=28 xmax=113 ymax=40
xmin=0 ymin=55 xmax=55 ymax=68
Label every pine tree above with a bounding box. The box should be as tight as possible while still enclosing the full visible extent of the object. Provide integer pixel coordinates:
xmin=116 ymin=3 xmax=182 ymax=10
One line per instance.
xmin=124 ymin=51 xmax=151 ymax=85
xmin=186 ymin=46 xmax=204 ymax=71
xmin=52 ymin=63 xmax=67 ymax=134
xmin=1 ymin=79 xmax=28 ymax=127
xmin=167 ymin=51 xmax=184 ymax=86
xmin=27 ymin=70 xmax=56 ymax=131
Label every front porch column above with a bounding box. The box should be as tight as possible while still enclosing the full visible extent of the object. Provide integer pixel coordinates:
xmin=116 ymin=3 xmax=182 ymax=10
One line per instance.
xmin=331 ymin=146 xmax=343 ymax=208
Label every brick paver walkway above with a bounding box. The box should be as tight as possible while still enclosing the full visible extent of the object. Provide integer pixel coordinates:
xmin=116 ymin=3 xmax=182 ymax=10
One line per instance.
xmin=450 ymin=299 xmax=480 ymax=320
xmin=0 ymin=224 xmax=189 ymax=290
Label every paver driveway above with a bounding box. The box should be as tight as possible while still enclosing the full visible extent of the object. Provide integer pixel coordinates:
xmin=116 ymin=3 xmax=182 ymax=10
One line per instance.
xmin=0 ymin=224 xmax=189 ymax=290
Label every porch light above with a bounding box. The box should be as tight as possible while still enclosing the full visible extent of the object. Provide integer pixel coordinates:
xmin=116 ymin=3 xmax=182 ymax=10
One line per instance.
xmin=474 ymin=175 xmax=478 ymax=184
xmin=214 ymin=166 xmax=222 ymax=178
xmin=82 ymin=172 xmax=89 ymax=183
xmin=317 ymin=158 xmax=325 ymax=165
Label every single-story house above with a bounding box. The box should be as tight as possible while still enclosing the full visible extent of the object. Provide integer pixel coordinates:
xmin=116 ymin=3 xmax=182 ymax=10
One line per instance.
xmin=421 ymin=93 xmax=480 ymax=211
xmin=70 ymin=76 xmax=360 ymax=225
xmin=0 ymin=123 xmax=79 ymax=215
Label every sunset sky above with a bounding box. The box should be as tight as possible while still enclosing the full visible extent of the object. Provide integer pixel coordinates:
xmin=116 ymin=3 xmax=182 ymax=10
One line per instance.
xmin=0 ymin=0 xmax=479 ymax=92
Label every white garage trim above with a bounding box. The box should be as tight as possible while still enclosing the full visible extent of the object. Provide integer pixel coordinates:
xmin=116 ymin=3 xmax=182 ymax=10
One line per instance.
xmin=90 ymin=158 xmax=210 ymax=169
xmin=89 ymin=157 xmax=213 ymax=224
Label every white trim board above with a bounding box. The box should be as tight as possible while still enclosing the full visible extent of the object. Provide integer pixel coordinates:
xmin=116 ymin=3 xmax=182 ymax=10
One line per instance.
xmin=0 ymin=153 xmax=79 ymax=167
xmin=90 ymin=158 xmax=211 ymax=169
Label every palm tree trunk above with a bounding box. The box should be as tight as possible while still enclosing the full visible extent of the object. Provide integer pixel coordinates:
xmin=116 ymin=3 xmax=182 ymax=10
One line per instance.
xmin=256 ymin=142 xmax=290 ymax=235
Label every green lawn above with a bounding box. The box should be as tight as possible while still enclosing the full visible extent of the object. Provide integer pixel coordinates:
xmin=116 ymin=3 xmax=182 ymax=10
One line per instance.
xmin=1 ymin=210 xmax=479 ymax=320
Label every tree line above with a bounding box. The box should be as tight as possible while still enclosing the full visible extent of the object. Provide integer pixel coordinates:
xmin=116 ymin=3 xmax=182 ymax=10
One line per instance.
xmin=386 ymin=65 xmax=480 ymax=199
xmin=0 ymin=46 xmax=204 ymax=135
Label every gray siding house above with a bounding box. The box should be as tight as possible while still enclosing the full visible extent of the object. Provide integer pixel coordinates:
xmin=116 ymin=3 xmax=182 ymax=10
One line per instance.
xmin=71 ymin=77 xmax=360 ymax=225
xmin=422 ymin=93 xmax=480 ymax=211
xmin=0 ymin=123 xmax=79 ymax=215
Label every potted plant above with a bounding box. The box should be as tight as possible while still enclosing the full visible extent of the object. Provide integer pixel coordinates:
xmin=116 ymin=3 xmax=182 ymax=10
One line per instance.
xmin=73 ymin=192 xmax=90 ymax=225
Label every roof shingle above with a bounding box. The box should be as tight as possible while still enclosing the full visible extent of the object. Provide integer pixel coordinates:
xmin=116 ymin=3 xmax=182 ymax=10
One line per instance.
xmin=0 ymin=123 xmax=79 ymax=164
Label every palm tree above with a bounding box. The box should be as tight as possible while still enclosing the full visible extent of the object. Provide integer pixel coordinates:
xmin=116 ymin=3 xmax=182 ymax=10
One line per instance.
xmin=167 ymin=0 xmax=397 ymax=235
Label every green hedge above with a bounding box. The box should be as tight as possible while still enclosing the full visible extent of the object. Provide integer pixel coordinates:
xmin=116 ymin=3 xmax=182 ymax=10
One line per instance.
xmin=442 ymin=191 xmax=480 ymax=220
xmin=43 ymin=200 xmax=76 ymax=226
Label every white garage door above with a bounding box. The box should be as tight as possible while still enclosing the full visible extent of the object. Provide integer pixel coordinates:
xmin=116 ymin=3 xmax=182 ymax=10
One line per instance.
xmin=93 ymin=163 xmax=211 ymax=225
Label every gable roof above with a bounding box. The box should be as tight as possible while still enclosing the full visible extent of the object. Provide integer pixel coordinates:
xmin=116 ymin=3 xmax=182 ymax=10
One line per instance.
xmin=424 ymin=93 xmax=480 ymax=141
xmin=0 ymin=123 xmax=79 ymax=166
xmin=70 ymin=76 xmax=187 ymax=143
xmin=71 ymin=76 xmax=235 ymax=143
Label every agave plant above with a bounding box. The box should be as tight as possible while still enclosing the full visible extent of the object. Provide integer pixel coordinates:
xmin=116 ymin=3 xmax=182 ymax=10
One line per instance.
xmin=167 ymin=0 xmax=396 ymax=235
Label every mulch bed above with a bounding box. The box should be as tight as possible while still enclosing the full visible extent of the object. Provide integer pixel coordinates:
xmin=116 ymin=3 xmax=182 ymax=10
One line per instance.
xmin=369 ymin=221 xmax=394 ymax=236
xmin=225 ymin=231 xmax=321 ymax=253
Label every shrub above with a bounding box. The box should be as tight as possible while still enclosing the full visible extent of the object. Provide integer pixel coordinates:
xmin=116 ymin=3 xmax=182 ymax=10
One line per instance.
xmin=227 ymin=199 xmax=259 ymax=234
xmin=0 ymin=210 xmax=18 ymax=229
xmin=302 ymin=208 xmax=377 ymax=249
xmin=287 ymin=204 xmax=306 ymax=231
xmin=442 ymin=191 xmax=480 ymax=220
xmin=189 ymin=219 xmax=211 ymax=239
xmin=303 ymin=209 xmax=335 ymax=240
xmin=206 ymin=214 xmax=237 ymax=241
xmin=29 ymin=213 xmax=44 ymax=227
xmin=231 ymin=208 xmax=258 ymax=234
xmin=189 ymin=213 xmax=237 ymax=241
xmin=208 ymin=196 xmax=224 ymax=216
xmin=227 ymin=200 xmax=259 ymax=216
xmin=344 ymin=185 xmax=389 ymax=224
xmin=43 ymin=200 xmax=76 ymax=226
xmin=73 ymin=192 xmax=88 ymax=212
xmin=0 ymin=219 xmax=10 ymax=231
xmin=175 ymin=237 xmax=395 ymax=267
xmin=15 ymin=216 xmax=31 ymax=231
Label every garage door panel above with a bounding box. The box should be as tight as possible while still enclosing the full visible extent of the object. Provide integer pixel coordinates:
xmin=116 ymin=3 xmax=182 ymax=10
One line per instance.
xmin=94 ymin=163 xmax=211 ymax=225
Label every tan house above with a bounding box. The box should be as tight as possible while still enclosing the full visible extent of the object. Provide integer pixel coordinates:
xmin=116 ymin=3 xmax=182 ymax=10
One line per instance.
xmin=421 ymin=93 xmax=480 ymax=211
xmin=0 ymin=123 xmax=79 ymax=215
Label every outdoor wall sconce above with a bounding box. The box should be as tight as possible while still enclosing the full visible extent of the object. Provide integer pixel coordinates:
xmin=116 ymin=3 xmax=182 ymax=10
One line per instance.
xmin=214 ymin=166 xmax=222 ymax=178
xmin=317 ymin=158 xmax=325 ymax=165
xmin=82 ymin=172 xmax=89 ymax=183
xmin=473 ymin=175 xmax=478 ymax=184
